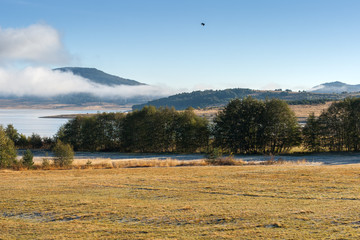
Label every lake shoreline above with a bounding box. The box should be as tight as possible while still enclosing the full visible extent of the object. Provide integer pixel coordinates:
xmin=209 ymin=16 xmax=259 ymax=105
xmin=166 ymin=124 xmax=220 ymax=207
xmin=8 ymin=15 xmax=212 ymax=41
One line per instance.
xmin=17 ymin=150 xmax=360 ymax=165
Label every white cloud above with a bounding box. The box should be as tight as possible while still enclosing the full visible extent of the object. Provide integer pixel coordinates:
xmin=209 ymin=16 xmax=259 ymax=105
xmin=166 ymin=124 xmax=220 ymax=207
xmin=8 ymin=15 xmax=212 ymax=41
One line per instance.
xmin=0 ymin=24 xmax=70 ymax=64
xmin=0 ymin=67 xmax=174 ymax=98
xmin=0 ymin=23 xmax=176 ymax=99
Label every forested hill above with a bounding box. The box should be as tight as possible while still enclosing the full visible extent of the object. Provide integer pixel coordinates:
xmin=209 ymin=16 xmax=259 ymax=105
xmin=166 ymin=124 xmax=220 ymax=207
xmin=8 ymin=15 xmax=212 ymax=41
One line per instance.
xmin=132 ymin=88 xmax=356 ymax=110
xmin=54 ymin=67 xmax=145 ymax=86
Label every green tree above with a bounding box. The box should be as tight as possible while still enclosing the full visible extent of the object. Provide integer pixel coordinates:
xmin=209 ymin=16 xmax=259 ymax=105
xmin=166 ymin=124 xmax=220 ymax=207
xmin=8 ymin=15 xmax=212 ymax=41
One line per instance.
xmin=57 ymin=117 xmax=83 ymax=151
xmin=17 ymin=134 xmax=30 ymax=149
xmin=213 ymin=97 xmax=301 ymax=154
xmin=213 ymin=97 xmax=265 ymax=153
xmin=175 ymin=108 xmax=209 ymax=153
xmin=53 ymin=140 xmax=74 ymax=167
xmin=310 ymin=98 xmax=360 ymax=152
xmin=22 ymin=149 xmax=34 ymax=169
xmin=302 ymin=113 xmax=322 ymax=152
xmin=5 ymin=124 xmax=19 ymax=145
xmin=0 ymin=126 xmax=17 ymax=168
xmin=262 ymin=99 xmax=302 ymax=153
xmin=29 ymin=133 xmax=43 ymax=149
xmin=58 ymin=113 xmax=126 ymax=152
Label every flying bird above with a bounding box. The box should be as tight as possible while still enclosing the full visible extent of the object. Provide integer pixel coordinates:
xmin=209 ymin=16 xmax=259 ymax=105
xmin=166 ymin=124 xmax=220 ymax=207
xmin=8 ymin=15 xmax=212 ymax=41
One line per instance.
xmin=201 ymin=22 xmax=205 ymax=26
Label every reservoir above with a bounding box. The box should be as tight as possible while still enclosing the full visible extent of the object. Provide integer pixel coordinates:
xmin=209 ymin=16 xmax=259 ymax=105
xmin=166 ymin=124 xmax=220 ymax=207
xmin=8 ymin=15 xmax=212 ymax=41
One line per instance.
xmin=0 ymin=109 xmax=125 ymax=137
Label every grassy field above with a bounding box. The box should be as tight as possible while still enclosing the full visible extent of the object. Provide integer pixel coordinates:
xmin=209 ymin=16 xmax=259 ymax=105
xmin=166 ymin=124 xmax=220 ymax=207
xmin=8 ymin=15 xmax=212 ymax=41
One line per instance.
xmin=1 ymin=164 xmax=360 ymax=239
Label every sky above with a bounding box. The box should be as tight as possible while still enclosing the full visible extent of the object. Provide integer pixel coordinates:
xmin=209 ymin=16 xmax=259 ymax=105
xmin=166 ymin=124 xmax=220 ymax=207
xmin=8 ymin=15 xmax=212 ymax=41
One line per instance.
xmin=1 ymin=0 xmax=360 ymax=96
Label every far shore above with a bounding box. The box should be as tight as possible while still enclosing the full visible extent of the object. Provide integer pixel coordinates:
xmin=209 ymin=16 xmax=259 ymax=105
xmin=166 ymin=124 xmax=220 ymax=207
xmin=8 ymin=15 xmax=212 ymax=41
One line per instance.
xmin=0 ymin=99 xmax=133 ymax=111
xmin=0 ymin=105 xmax=132 ymax=111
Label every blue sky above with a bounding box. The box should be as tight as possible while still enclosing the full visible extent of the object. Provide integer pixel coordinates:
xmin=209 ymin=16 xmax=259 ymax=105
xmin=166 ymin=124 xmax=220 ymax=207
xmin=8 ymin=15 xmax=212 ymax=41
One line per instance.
xmin=1 ymin=0 xmax=360 ymax=92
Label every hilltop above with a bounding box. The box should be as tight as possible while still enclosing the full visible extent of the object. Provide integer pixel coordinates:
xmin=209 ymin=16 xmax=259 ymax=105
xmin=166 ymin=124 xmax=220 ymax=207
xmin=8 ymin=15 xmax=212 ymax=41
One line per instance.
xmin=54 ymin=67 xmax=145 ymax=86
xmin=309 ymin=81 xmax=360 ymax=93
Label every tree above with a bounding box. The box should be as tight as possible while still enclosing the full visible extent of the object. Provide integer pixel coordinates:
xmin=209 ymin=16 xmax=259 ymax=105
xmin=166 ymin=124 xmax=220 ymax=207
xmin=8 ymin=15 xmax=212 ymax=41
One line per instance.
xmin=302 ymin=113 xmax=322 ymax=152
xmin=213 ymin=97 xmax=265 ymax=153
xmin=29 ymin=133 xmax=43 ymax=149
xmin=0 ymin=126 xmax=17 ymax=168
xmin=53 ymin=140 xmax=74 ymax=167
xmin=58 ymin=113 xmax=127 ymax=152
xmin=17 ymin=134 xmax=30 ymax=149
xmin=262 ymin=99 xmax=302 ymax=153
xmin=306 ymin=98 xmax=360 ymax=152
xmin=175 ymin=108 xmax=209 ymax=153
xmin=213 ymin=97 xmax=301 ymax=154
xmin=22 ymin=149 xmax=34 ymax=169
xmin=5 ymin=124 xmax=19 ymax=145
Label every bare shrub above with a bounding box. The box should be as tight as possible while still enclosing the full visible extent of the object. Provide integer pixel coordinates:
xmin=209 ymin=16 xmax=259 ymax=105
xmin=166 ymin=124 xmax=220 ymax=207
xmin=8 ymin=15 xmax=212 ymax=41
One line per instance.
xmin=205 ymin=154 xmax=244 ymax=166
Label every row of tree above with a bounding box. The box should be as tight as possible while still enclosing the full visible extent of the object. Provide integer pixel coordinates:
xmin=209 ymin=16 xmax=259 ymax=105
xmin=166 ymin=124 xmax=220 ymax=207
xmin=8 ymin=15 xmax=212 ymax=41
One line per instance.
xmin=303 ymin=97 xmax=360 ymax=152
xmin=3 ymin=97 xmax=360 ymax=160
xmin=5 ymin=124 xmax=54 ymax=149
xmin=57 ymin=106 xmax=209 ymax=153
xmin=56 ymin=98 xmax=302 ymax=154
xmin=0 ymin=124 xmax=73 ymax=169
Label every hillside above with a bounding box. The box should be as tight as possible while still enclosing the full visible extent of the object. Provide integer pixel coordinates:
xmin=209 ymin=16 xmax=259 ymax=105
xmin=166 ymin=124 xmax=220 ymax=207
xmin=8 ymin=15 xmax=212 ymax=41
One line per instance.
xmin=132 ymin=88 xmax=352 ymax=110
xmin=309 ymin=81 xmax=360 ymax=93
xmin=54 ymin=67 xmax=145 ymax=86
xmin=0 ymin=67 xmax=157 ymax=108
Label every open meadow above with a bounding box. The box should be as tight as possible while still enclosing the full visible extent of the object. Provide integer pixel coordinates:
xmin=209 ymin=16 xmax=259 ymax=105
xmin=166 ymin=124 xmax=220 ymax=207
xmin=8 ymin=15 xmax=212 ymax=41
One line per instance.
xmin=1 ymin=164 xmax=360 ymax=239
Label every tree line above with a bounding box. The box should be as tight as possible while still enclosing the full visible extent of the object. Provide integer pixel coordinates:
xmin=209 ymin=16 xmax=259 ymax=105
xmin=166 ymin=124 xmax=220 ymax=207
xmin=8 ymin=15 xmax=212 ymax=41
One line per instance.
xmin=0 ymin=125 xmax=73 ymax=169
xmin=57 ymin=106 xmax=209 ymax=153
xmin=57 ymin=98 xmax=303 ymax=154
xmin=302 ymin=97 xmax=360 ymax=152
xmin=132 ymin=87 xmax=345 ymax=110
xmin=3 ymin=97 xmax=360 ymax=169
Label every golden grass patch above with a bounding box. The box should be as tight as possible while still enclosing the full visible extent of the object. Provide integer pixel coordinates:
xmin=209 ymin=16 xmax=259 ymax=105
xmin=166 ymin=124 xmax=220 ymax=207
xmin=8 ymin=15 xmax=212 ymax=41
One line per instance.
xmin=1 ymin=164 xmax=360 ymax=239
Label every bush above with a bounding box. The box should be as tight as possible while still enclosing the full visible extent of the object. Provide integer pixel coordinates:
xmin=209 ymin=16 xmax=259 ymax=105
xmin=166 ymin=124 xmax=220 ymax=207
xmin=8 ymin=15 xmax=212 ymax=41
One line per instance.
xmin=205 ymin=153 xmax=238 ymax=166
xmin=22 ymin=149 xmax=34 ymax=169
xmin=53 ymin=140 xmax=74 ymax=167
xmin=42 ymin=158 xmax=51 ymax=169
xmin=205 ymin=147 xmax=223 ymax=160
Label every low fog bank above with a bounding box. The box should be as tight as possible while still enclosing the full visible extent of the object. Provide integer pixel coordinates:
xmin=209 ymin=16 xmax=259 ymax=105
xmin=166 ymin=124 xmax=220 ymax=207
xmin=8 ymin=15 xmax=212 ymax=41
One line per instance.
xmin=0 ymin=67 xmax=174 ymax=100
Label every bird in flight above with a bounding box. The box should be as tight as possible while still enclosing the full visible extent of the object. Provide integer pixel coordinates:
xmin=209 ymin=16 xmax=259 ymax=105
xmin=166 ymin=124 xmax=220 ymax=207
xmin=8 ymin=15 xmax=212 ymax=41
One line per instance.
xmin=201 ymin=22 xmax=205 ymax=26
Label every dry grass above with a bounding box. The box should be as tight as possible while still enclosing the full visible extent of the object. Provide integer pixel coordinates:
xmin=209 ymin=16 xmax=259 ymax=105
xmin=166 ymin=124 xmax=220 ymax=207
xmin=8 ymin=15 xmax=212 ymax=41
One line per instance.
xmin=289 ymin=101 xmax=332 ymax=118
xmin=31 ymin=157 xmax=312 ymax=170
xmin=1 ymin=164 xmax=360 ymax=239
xmin=111 ymin=158 xmax=207 ymax=168
xmin=31 ymin=158 xmax=208 ymax=170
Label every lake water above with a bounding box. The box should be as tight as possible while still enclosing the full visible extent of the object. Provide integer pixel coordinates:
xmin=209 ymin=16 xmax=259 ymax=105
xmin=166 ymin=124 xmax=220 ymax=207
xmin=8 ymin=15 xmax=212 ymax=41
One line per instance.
xmin=0 ymin=109 xmax=125 ymax=137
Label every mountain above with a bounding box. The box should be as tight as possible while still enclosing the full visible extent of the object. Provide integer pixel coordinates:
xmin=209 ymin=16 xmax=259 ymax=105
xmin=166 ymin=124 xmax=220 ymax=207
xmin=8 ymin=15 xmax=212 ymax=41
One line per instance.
xmin=53 ymin=67 xmax=145 ymax=86
xmin=309 ymin=81 xmax=360 ymax=94
xmin=0 ymin=67 xmax=155 ymax=108
xmin=132 ymin=88 xmax=350 ymax=110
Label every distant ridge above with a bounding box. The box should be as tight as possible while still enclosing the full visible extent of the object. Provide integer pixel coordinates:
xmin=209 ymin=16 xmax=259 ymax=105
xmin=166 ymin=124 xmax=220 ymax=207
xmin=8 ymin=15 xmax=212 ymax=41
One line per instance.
xmin=54 ymin=67 xmax=145 ymax=86
xmin=309 ymin=81 xmax=360 ymax=94
xmin=132 ymin=88 xmax=350 ymax=110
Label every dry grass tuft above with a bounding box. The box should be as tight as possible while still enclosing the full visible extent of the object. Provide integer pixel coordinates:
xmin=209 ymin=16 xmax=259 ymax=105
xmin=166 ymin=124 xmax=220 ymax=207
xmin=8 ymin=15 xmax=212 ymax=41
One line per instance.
xmin=111 ymin=158 xmax=207 ymax=168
